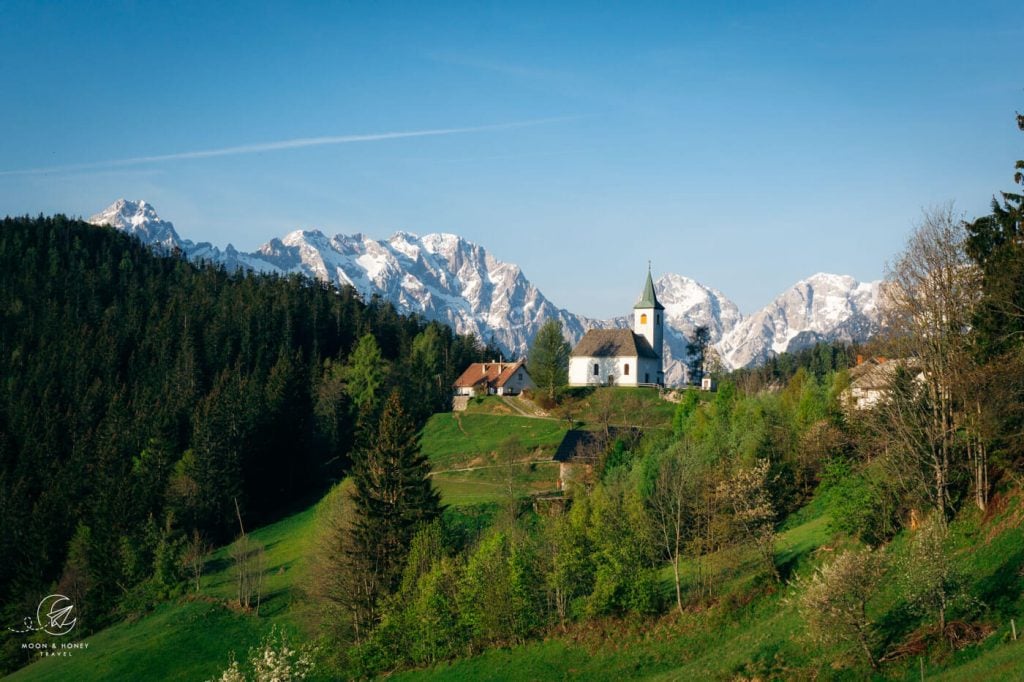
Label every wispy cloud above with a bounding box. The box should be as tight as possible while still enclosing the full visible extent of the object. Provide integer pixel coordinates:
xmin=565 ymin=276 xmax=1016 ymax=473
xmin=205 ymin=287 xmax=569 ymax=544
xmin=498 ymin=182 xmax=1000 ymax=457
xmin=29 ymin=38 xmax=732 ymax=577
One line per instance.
xmin=0 ymin=118 xmax=571 ymax=177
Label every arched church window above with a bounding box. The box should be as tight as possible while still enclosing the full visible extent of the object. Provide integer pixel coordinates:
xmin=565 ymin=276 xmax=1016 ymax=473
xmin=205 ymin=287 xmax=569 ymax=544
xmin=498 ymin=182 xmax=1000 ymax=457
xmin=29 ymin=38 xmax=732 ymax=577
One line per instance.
xmin=640 ymin=313 xmax=648 ymax=324
xmin=624 ymin=363 xmax=630 ymax=376
xmin=593 ymin=363 xmax=599 ymax=376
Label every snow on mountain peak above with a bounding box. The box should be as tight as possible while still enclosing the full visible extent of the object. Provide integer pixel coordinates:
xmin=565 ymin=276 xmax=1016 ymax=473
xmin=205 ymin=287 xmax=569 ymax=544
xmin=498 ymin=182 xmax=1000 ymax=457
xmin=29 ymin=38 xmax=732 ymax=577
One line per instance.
xmin=88 ymin=199 xmax=181 ymax=250
xmin=86 ymin=200 xmax=884 ymax=381
xmin=716 ymin=273 xmax=881 ymax=369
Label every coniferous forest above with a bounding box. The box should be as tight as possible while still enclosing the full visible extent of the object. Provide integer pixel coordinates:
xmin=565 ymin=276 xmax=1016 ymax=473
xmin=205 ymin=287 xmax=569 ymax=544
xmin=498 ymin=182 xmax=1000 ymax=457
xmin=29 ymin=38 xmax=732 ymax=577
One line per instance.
xmin=0 ymin=215 xmax=495 ymax=672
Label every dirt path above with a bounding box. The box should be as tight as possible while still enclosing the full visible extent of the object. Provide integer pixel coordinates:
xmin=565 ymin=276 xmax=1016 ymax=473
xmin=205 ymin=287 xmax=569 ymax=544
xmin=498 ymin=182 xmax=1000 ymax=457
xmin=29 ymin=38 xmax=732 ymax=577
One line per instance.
xmin=429 ymin=459 xmax=557 ymax=476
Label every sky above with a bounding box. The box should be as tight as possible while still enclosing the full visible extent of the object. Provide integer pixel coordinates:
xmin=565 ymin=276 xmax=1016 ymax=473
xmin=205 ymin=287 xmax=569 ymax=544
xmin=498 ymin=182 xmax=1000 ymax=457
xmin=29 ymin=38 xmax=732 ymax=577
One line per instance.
xmin=0 ymin=1 xmax=1020 ymax=317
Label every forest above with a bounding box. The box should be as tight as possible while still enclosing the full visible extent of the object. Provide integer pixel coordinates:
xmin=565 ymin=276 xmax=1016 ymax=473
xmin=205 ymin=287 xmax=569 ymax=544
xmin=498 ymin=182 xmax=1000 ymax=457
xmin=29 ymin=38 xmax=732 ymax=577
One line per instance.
xmin=0 ymin=215 xmax=497 ymax=673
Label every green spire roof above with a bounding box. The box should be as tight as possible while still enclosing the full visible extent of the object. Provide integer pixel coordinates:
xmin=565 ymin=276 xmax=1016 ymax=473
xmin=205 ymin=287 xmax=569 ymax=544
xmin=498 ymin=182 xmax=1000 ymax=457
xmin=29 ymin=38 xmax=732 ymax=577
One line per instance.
xmin=633 ymin=267 xmax=664 ymax=310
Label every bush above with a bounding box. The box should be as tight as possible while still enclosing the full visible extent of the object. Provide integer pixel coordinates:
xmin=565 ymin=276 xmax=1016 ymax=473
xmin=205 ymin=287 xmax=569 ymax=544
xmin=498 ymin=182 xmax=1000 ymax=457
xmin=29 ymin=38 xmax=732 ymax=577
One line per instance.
xmin=208 ymin=625 xmax=316 ymax=682
xmin=793 ymin=546 xmax=884 ymax=671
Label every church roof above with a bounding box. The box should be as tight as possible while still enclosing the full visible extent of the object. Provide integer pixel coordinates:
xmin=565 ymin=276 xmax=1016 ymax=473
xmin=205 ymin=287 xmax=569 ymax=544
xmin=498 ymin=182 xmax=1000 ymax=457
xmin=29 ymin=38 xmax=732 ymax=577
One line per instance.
xmin=633 ymin=269 xmax=664 ymax=310
xmin=570 ymin=329 xmax=658 ymax=359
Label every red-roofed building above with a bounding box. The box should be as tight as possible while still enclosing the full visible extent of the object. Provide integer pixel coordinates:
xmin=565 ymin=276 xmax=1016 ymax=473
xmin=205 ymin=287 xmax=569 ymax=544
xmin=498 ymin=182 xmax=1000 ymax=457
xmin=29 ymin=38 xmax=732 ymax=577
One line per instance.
xmin=453 ymin=360 xmax=534 ymax=397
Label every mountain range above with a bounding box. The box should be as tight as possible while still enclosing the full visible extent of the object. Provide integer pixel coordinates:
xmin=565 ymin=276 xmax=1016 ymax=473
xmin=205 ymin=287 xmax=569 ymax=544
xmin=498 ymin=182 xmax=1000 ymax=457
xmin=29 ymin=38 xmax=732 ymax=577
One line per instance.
xmin=88 ymin=199 xmax=882 ymax=383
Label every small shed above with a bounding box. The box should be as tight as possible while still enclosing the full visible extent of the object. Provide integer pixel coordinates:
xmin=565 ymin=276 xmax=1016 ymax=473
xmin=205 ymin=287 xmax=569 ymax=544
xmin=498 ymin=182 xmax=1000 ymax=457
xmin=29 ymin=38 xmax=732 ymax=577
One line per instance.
xmin=552 ymin=427 xmax=635 ymax=491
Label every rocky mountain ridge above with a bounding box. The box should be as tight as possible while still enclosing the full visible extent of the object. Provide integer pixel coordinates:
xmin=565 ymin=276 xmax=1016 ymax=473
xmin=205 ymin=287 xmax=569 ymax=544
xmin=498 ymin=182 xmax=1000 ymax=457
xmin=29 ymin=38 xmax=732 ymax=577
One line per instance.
xmin=88 ymin=199 xmax=881 ymax=382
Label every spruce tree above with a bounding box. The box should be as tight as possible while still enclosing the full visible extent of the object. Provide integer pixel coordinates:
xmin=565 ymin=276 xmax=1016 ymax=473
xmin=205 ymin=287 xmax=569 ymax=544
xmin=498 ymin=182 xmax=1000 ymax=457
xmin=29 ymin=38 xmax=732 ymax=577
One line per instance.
xmin=686 ymin=325 xmax=710 ymax=385
xmin=529 ymin=319 xmax=570 ymax=401
xmin=345 ymin=389 xmax=441 ymax=634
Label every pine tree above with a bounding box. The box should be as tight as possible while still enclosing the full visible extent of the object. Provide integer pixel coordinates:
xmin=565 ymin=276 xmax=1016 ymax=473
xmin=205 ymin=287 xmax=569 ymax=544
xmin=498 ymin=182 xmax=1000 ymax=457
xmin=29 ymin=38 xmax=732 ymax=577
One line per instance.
xmin=345 ymin=333 xmax=387 ymax=414
xmin=529 ymin=319 xmax=570 ymax=401
xmin=686 ymin=325 xmax=711 ymax=385
xmin=345 ymin=390 xmax=442 ymax=636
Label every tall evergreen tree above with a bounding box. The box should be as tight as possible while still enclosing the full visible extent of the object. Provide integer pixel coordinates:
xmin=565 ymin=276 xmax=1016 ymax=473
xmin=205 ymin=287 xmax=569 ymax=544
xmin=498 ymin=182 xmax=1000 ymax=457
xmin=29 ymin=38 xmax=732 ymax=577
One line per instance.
xmin=344 ymin=390 xmax=442 ymax=635
xmin=345 ymin=333 xmax=387 ymax=413
xmin=686 ymin=325 xmax=711 ymax=385
xmin=529 ymin=319 xmax=570 ymax=401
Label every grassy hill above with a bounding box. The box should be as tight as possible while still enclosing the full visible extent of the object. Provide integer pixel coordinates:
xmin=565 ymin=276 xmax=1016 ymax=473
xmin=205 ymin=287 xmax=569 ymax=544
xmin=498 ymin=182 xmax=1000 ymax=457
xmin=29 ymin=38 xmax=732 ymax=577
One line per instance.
xmin=11 ymin=390 xmax=1024 ymax=680
xmin=8 ymin=405 xmax=572 ymax=681
xmin=7 ymin=502 xmax=321 ymax=681
xmin=423 ymin=389 xmax=678 ymax=506
xmin=422 ymin=409 xmax=566 ymax=506
xmin=12 ymin=477 xmax=1024 ymax=681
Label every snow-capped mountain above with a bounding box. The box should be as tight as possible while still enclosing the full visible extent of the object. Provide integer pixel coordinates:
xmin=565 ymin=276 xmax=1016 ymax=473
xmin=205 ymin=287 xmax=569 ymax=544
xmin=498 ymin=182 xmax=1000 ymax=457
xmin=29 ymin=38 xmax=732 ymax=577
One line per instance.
xmin=90 ymin=200 xmax=597 ymax=357
xmin=89 ymin=199 xmax=183 ymax=251
xmin=716 ymin=273 xmax=881 ymax=369
xmin=88 ymin=200 xmax=882 ymax=381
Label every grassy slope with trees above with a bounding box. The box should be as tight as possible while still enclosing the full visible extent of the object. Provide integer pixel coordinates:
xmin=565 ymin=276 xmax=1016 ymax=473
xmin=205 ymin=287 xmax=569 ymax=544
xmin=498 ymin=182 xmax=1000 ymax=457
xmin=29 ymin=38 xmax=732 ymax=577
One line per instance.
xmin=12 ymin=387 xmax=1024 ymax=680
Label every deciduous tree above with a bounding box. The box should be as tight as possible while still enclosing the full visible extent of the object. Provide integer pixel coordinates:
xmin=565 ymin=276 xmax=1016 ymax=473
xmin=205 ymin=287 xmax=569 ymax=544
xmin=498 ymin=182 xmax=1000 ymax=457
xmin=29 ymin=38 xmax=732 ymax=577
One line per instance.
xmin=794 ymin=547 xmax=884 ymax=671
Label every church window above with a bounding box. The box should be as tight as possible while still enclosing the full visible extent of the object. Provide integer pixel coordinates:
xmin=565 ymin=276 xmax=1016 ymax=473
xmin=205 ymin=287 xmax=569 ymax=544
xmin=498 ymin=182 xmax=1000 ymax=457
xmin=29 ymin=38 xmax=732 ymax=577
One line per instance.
xmin=624 ymin=363 xmax=630 ymax=376
xmin=640 ymin=313 xmax=647 ymax=324
xmin=656 ymin=315 xmax=660 ymax=324
xmin=593 ymin=363 xmax=599 ymax=376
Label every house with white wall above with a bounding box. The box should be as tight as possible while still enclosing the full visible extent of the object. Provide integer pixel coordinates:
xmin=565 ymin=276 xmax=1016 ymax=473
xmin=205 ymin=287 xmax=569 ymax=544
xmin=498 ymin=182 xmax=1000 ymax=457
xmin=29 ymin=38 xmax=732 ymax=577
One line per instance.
xmin=453 ymin=359 xmax=534 ymax=397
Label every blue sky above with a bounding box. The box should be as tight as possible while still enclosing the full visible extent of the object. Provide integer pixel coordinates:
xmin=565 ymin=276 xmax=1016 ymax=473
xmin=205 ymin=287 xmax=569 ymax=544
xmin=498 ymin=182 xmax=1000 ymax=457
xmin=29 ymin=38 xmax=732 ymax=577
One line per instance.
xmin=0 ymin=1 xmax=1020 ymax=317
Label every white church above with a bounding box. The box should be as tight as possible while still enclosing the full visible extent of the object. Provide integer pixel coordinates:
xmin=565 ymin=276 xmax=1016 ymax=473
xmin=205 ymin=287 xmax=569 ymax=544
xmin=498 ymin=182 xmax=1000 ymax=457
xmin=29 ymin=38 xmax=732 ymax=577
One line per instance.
xmin=568 ymin=268 xmax=664 ymax=387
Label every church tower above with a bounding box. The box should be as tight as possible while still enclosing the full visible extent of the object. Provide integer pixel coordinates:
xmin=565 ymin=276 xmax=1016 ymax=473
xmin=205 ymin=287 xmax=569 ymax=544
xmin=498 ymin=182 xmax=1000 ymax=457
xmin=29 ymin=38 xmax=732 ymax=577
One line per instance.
xmin=633 ymin=266 xmax=664 ymax=383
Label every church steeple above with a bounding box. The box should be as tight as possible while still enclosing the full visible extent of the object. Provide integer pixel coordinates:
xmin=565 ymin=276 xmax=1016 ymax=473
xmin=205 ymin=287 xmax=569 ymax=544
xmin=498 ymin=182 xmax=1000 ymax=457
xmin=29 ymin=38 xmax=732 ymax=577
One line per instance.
xmin=631 ymin=264 xmax=665 ymax=385
xmin=633 ymin=264 xmax=665 ymax=311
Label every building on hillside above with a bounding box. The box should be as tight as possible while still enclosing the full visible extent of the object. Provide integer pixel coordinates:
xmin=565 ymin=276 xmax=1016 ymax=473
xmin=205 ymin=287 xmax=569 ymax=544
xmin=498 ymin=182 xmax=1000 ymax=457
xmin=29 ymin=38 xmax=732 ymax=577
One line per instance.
xmin=843 ymin=356 xmax=923 ymax=410
xmin=453 ymin=359 xmax=534 ymax=397
xmin=568 ymin=267 xmax=664 ymax=387
xmin=552 ymin=426 xmax=638 ymax=490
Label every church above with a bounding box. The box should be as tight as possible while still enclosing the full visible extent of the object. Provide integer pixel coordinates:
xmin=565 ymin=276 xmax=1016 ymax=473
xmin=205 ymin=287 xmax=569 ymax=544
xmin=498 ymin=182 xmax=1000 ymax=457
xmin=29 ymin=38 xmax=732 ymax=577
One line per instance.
xmin=568 ymin=268 xmax=664 ymax=387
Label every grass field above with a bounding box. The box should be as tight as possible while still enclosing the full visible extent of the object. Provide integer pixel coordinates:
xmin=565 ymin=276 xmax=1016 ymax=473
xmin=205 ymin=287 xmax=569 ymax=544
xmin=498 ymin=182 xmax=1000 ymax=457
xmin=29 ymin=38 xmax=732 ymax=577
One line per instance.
xmin=559 ymin=386 xmax=679 ymax=430
xmin=424 ymin=390 xmax=678 ymax=506
xmin=421 ymin=408 xmax=569 ymax=506
xmin=9 ymin=499 xmax=322 ymax=681
xmin=421 ymin=411 xmax=567 ymax=470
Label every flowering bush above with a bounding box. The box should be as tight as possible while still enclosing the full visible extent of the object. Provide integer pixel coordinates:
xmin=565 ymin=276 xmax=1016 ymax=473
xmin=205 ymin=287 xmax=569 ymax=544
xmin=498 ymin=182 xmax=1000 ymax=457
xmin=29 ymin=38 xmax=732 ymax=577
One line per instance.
xmin=209 ymin=626 xmax=316 ymax=682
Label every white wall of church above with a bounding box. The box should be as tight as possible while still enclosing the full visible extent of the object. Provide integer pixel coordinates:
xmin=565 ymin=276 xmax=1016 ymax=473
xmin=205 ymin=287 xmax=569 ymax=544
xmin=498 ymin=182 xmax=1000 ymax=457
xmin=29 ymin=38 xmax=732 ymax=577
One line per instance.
xmin=569 ymin=355 xmax=663 ymax=386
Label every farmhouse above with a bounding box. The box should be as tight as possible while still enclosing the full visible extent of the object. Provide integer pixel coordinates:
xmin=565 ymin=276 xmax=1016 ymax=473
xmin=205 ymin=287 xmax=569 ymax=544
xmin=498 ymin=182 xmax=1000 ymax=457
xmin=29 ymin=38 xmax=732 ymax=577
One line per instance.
xmin=453 ymin=359 xmax=534 ymax=397
xmin=843 ymin=356 xmax=923 ymax=410
xmin=568 ymin=268 xmax=664 ymax=387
